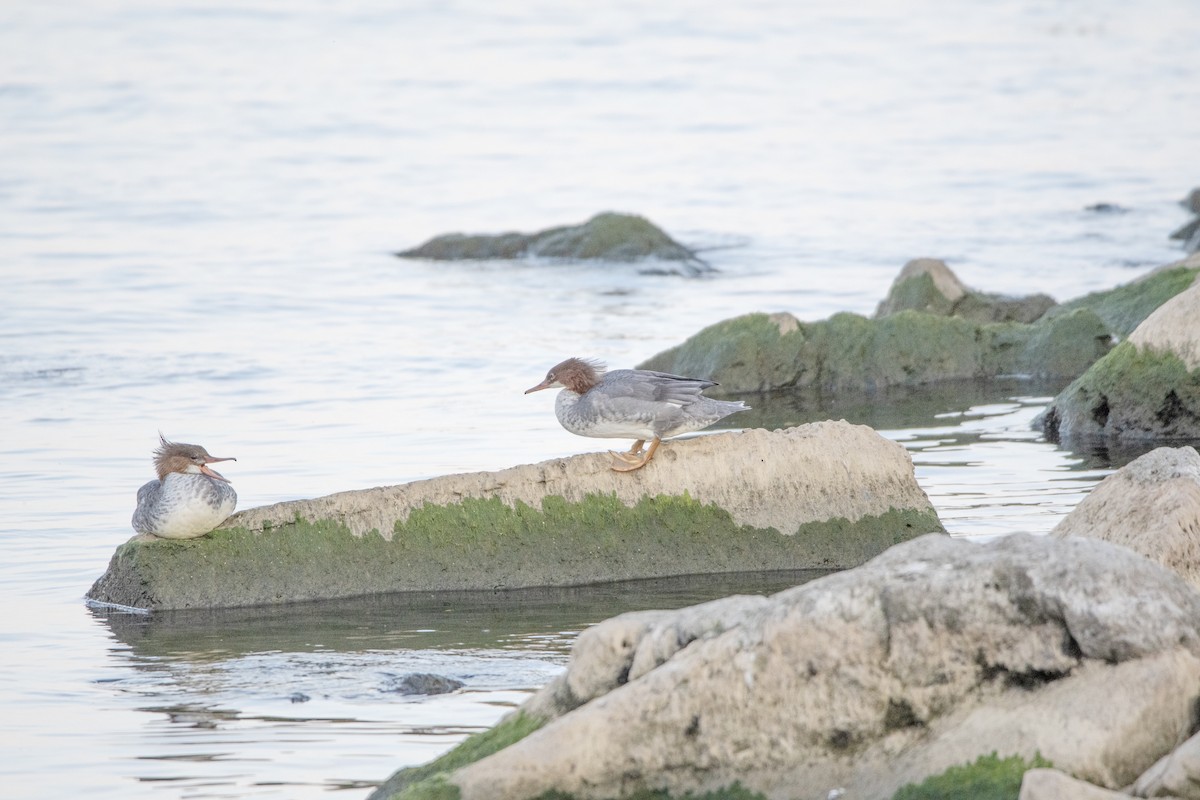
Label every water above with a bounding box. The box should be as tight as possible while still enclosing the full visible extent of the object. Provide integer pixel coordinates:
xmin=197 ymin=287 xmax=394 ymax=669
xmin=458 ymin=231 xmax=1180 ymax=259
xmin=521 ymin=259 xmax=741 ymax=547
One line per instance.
xmin=2 ymin=0 xmax=1199 ymax=797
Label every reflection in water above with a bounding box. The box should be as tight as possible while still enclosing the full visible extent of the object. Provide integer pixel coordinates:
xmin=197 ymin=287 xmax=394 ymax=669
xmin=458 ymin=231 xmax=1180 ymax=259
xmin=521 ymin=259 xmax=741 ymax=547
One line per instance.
xmin=92 ymin=570 xmax=829 ymax=662
xmin=88 ymin=572 xmax=828 ymax=796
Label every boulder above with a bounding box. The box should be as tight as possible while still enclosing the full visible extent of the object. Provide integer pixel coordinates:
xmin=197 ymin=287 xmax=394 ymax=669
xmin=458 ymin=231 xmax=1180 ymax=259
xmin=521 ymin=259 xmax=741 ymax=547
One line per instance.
xmin=639 ymin=307 xmax=1111 ymax=393
xmin=1052 ymin=447 xmax=1200 ymax=590
xmin=395 ymin=212 xmax=709 ymax=273
xmin=1133 ymin=729 xmax=1200 ymax=799
xmin=1038 ymin=279 xmax=1200 ymax=441
xmin=1039 ymin=253 xmax=1200 ymax=338
xmin=85 ymin=422 xmax=943 ymax=611
xmin=373 ymin=534 xmax=1200 ymax=800
xmin=1019 ymin=769 xmax=1136 ymax=800
xmin=876 ymin=258 xmax=1056 ymax=324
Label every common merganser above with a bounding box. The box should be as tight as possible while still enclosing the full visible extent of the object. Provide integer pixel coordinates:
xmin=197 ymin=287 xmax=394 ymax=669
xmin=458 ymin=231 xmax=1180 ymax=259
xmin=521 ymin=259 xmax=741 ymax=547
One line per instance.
xmin=131 ymin=436 xmax=237 ymax=539
xmin=525 ymin=357 xmax=750 ymax=472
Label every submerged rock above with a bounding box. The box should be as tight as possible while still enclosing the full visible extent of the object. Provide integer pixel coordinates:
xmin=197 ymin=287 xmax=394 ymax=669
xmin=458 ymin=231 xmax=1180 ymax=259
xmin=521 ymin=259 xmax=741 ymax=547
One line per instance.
xmin=875 ymin=258 xmax=1056 ymax=324
xmin=395 ymin=212 xmax=709 ymax=273
xmin=86 ymin=422 xmax=942 ymax=611
xmin=373 ymin=534 xmax=1200 ymax=800
xmin=1039 ymin=277 xmax=1200 ymax=441
xmin=382 ymin=673 xmax=464 ymax=696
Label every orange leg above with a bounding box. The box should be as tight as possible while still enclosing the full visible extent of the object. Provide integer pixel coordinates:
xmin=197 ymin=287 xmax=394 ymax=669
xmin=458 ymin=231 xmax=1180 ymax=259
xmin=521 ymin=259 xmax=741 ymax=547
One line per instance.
xmin=611 ymin=438 xmax=661 ymax=472
xmin=609 ymin=439 xmax=646 ymax=464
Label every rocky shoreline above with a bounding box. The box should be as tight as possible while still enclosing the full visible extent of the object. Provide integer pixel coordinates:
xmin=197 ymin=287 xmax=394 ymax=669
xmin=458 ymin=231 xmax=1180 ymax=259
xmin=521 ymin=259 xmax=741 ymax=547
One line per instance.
xmin=371 ymin=447 xmax=1200 ymax=800
xmin=87 ymin=206 xmax=1200 ymax=798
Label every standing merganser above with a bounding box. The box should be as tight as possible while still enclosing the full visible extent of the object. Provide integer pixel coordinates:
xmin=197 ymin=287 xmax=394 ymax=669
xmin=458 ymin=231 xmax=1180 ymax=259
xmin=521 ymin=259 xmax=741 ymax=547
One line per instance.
xmin=131 ymin=436 xmax=237 ymax=539
xmin=525 ymin=357 xmax=750 ymax=472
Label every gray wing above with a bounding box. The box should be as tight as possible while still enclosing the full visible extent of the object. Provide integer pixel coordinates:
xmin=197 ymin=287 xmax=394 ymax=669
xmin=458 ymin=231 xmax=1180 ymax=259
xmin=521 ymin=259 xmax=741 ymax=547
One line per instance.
xmin=601 ymin=369 xmax=716 ymax=407
xmin=135 ymin=479 xmax=160 ymax=506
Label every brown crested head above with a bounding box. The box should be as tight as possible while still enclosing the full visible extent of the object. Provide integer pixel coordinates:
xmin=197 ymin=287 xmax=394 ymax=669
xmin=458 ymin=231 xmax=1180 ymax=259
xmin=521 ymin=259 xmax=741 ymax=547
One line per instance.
xmin=152 ymin=434 xmax=237 ymax=482
xmin=524 ymin=357 xmax=606 ymax=395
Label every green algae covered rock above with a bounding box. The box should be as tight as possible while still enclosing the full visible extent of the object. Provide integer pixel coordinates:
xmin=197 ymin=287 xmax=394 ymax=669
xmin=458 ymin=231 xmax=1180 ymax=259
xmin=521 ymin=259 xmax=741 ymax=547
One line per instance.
xmin=86 ymin=422 xmax=943 ymax=611
xmin=395 ymin=211 xmax=707 ymax=272
xmin=876 ymin=258 xmax=1056 ymax=324
xmin=1040 ymin=277 xmax=1200 ymax=442
xmin=640 ymin=308 xmax=1112 ymax=394
xmin=1039 ymin=342 xmax=1200 ymax=441
xmin=1039 ymin=254 xmax=1200 ymax=338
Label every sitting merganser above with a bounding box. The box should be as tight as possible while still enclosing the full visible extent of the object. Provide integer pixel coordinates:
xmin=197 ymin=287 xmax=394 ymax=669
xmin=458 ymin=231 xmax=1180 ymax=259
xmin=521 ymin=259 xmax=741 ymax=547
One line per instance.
xmin=525 ymin=357 xmax=750 ymax=472
xmin=131 ymin=436 xmax=237 ymax=539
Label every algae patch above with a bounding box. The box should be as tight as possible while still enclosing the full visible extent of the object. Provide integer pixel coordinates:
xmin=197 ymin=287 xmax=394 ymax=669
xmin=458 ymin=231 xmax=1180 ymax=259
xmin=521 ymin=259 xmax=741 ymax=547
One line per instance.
xmin=891 ymin=752 xmax=1053 ymax=800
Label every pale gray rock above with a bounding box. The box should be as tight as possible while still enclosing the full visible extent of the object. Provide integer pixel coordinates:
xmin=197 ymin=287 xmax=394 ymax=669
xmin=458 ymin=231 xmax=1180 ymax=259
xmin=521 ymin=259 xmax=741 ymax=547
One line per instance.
xmin=1133 ymin=729 xmax=1200 ymax=798
xmin=1020 ymin=769 xmax=1136 ymax=800
xmin=1053 ymin=447 xmax=1200 ymax=590
xmin=443 ymin=534 xmax=1200 ymax=800
xmin=1128 ymin=280 xmax=1200 ymax=370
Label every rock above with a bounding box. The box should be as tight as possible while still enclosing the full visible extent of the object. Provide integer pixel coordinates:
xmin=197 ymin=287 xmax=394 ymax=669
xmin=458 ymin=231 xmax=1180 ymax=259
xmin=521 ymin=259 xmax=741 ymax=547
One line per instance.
xmin=382 ymin=673 xmax=464 ymax=696
xmin=1133 ymin=729 xmax=1200 ymax=799
xmin=1086 ymin=203 xmax=1130 ymax=214
xmin=1052 ymin=447 xmax=1200 ymax=590
xmin=1040 ymin=254 xmax=1200 ymax=338
xmin=1038 ymin=278 xmax=1200 ymax=441
xmin=639 ymin=307 xmax=1111 ymax=394
xmin=1170 ymin=217 xmax=1200 ymax=249
xmin=375 ymin=534 xmax=1200 ymax=800
xmin=1019 ymin=769 xmax=1135 ymax=800
xmin=876 ymin=258 xmax=1056 ymax=324
xmin=395 ymin=212 xmax=709 ymax=273
xmin=643 ymin=256 xmax=1200 ymax=396
xmin=1184 ymin=188 xmax=1200 ymax=215
xmin=86 ymin=422 xmax=943 ymax=611
xmin=1128 ymin=277 xmax=1200 ymax=370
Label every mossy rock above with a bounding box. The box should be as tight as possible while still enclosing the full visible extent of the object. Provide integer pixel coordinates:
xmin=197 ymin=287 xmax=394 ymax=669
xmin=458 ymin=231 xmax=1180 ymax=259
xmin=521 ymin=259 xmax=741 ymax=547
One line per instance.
xmin=87 ymin=495 xmax=941 ymax=610
xmin=640 ymin=308 xmax=1112 ymax=394
xmin=1040 ymin=262 xmax=1200 ymax=338
xmin=395 ymin=212 xmax=706 ymax=269
xmin=89 ymin=425 xmax=942 ymax=610
xmin=1039 ymin=340 xmax=1200 ymax=441
xmin=875 ymin=258 xmax=1056 ymax=324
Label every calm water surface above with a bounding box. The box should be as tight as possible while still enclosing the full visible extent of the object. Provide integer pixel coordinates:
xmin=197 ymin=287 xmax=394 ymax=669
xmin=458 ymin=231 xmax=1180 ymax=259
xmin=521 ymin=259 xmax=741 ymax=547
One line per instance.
xmin=3 ymin=0 xmax=1200 ymax=797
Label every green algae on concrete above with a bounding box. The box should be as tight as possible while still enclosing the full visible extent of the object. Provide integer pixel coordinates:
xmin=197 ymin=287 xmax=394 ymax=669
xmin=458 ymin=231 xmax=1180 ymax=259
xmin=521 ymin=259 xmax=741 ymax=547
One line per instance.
xmin=1040 ymin=263 xmax=1200 ymax=338
xmin=639 ymin=309 xmax=1112 ymax=394
xmin=1039 ymin=340 xmax=1200 ymax=440
xmin=86 ymin=493 xmax=942 ymax=611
